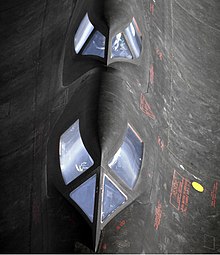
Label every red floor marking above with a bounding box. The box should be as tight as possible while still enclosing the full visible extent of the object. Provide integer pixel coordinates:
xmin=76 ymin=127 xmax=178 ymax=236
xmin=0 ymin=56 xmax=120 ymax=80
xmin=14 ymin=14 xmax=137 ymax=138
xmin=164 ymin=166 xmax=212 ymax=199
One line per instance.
xmin=181 ymin=178 xmax=191 ymax=213
xmin=116 ymin=219 xmax=126 ymax=231
xmin=150 ymin=64 xmax=154 ymax=85
xmin=102 ymin=243 xmax=107 ymax=251
xmin=211 ymin=181 xmax=218 ymax=208
xmin=140 ymin=93 xmax=156 ymax=120
xmin=133 ymin=17 xmax=141 ymax=35
xmin=120 ymin=219 xmax=126 ymax=226
xmin=156 ymin=48 xmax=163 ymax=61
xmin=150 ymin=2 xmax=154 ymax=15
xmin=157 ymin=136 xmax=165 ymax=151
xmin=154 ymin=200 xmax=162 ymax=230
xmin=169 ymin=170 xmax=190 ymax=214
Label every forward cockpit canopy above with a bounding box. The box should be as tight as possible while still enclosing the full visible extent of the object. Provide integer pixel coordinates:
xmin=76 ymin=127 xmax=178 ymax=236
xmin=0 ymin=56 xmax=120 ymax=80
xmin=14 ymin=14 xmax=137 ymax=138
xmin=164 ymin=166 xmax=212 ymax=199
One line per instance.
xmin=59 ymin=119 xmax=143 ymax=226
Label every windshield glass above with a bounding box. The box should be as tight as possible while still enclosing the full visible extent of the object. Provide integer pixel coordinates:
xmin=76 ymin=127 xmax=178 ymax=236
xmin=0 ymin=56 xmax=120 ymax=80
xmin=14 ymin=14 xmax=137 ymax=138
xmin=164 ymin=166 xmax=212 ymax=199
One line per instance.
xmin=59 ymin=120 xmax=94 ymax=185
xmin=108 ymin=125 xmax=143 ymax=189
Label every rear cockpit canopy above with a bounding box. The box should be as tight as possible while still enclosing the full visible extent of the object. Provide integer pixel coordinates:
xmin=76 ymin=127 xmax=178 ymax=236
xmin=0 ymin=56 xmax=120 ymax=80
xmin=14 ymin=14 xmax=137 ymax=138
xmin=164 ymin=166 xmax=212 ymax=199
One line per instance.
xmin=74 ymin=13 xmax=142 ymax=60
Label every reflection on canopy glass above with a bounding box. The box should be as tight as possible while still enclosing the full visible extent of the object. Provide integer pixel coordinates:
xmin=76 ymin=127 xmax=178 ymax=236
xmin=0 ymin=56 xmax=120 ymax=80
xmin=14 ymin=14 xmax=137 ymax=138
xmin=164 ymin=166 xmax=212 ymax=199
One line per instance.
xmin=70 ymin=175 xmax=96 ymax=222
xmin=108 ymin=126 xmax=143 ymax=189
xmin=102 ymin=176 xmax=126 ymax=221
xmin=59 ymin=119 xmax=94 ymax=185
xmin=82 ymin=30 xmax=106 ymax=58
xmin=111 ymin=17 xmax=142 ymax=60
xmin=125 ymin=18 xmax=142 ymax=58
xmin=74 ymin=13 xmax=94 ymax=54
xmin=111 ymin=33 xmax=133 ymax=59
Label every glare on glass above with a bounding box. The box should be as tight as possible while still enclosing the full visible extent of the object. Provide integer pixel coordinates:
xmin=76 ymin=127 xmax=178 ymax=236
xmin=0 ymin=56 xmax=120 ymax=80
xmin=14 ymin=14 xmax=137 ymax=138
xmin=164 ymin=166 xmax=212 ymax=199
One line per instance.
xmin=74 ymin=13 xmax=94 ymax=54
xmin=102 ymin=176 xmax=126 ymax=221
xmin=108 ymin=126 xmax=143 ymax=189
xmin=82 ymin=30 xmax=106 ymax=58
xmin=111 ymin=32 xmax=133 ymax=59
xmin=111 ymin=18 xmax=142 ymax=60
xmin=59 ymin=119 xmax=94 ymax=185
xmin=124 ymin=18 xmax=142 ymax=58
xmin=70 ymin=175 xmax=96 ymax=222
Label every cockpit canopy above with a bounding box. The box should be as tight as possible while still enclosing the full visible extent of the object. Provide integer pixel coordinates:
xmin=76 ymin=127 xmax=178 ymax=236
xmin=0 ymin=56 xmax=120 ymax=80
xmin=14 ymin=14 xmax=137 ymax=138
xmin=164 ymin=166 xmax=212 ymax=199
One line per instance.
xmin=74 ymin=13 xmax=142 ymax=60
xmin=59 ymin=119 xmax=143 ymax=224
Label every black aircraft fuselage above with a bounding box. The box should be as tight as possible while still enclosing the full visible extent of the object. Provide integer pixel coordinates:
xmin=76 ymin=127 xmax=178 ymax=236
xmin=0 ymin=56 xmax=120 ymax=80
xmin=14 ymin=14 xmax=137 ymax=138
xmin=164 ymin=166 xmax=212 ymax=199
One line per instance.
xmin=0 ymin=0 xmax=220 ymax=253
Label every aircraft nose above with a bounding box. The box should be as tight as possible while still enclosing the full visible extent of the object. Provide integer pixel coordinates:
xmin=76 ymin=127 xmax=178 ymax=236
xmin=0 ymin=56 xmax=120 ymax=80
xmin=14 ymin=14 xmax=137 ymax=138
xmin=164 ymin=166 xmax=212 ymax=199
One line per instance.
xmin=98 ymin=71 xmax=128 ymax=162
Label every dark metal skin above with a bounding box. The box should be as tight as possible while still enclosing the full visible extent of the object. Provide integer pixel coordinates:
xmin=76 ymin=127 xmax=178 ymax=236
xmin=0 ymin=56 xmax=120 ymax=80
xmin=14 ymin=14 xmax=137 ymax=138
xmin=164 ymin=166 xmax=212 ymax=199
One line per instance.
xmin=0 ymin=0 xmax=219 ymax=253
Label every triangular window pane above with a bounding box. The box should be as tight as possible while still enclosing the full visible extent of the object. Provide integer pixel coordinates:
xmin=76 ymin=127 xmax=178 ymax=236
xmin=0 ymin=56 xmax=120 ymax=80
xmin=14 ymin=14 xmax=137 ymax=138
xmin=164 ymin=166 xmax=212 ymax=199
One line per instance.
xmin=102 ymin=176 xmax=126 ymax=221
xmin=82 ymin=31 xmax=106 ymax=58
xmin=59 ymin=120 xmax=94 ymax=185
xmin=70 ymin=175 xmax=96 ymax=222
xmin=111 ymin=33 xmax=133 ymax=59
xmin=108 ymin=126 xmax=143 ymax=189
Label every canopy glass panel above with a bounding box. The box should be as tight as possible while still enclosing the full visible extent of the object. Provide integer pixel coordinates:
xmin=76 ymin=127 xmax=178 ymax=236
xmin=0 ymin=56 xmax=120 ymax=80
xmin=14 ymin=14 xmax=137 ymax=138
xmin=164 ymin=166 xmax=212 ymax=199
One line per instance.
xmin=74 ymin=13 xmax=94 ymax=54
xmin=59 ymin=120 xmax=94 ymax=185
xmin=108 ymin=126 xmax=143 ymax=189
xmin=82 ymin=30 xmax=106 ymax=58
xmin=70 ymin=175 xmax=96 ymax=222
xmin=102 ymin=176 xmax=126 ymax=221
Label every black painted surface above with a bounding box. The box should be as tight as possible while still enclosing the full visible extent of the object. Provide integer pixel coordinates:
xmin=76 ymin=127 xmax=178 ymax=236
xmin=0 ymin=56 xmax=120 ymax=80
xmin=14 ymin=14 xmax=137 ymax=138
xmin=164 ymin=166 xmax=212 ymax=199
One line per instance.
xmin=0 ymin=0 xmax=220 ymax=253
